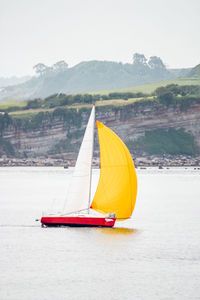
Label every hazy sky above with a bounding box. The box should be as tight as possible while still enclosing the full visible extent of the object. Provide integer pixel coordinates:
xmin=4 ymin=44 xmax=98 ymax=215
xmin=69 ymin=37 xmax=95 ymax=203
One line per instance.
xmin=0 ymin=0 xmax=200 ymax=77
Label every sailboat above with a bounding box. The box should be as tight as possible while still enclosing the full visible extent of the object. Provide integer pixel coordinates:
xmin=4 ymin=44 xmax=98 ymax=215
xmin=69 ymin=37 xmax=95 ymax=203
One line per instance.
xmin=41 ymin=106 xmax=137 ymax=227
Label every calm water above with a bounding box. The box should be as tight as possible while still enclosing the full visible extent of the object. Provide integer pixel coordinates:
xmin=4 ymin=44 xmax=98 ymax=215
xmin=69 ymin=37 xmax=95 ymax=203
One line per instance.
xmin=0 ymin=167 xmax=200 ymax=300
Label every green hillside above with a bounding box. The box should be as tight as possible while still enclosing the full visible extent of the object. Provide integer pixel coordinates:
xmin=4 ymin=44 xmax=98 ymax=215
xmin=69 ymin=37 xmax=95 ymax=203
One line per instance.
xmin=90 ymin=77 xmax=200 ymax=95
xmin=0 ymin=54 xmax=190 ymax=102
xmin=1 ymin=80 xmax=200 ymax=118
xmin=188 ymin=64 xmax=200 ymax=77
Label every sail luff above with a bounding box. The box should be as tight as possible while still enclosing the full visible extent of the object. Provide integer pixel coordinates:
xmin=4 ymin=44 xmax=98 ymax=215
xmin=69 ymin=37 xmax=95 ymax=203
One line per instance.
xmin=62 ymin=106 xmax=95 ymax=215
xmin=91 ymin=121 xmax=137 ymax=220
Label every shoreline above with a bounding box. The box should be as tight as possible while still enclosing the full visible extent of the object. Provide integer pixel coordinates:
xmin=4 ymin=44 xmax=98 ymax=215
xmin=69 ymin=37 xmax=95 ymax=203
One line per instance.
xmin=0 ymin=155 xmax=200 ymax=168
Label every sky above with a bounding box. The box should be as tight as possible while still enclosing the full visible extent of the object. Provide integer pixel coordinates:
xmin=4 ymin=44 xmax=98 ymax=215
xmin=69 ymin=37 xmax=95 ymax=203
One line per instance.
xmin=0 ymin=0 xmax=200 ymax=77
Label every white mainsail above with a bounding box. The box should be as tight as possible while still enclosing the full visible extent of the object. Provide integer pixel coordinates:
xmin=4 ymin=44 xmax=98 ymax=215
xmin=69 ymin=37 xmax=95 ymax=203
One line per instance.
xmin=62 ymin=106 xmax=95 ymax=215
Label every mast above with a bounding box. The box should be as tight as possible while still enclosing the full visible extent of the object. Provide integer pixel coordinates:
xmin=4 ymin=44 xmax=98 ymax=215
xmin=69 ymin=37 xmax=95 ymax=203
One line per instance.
xmin=88 ymin=105 xmax=95 ymax=214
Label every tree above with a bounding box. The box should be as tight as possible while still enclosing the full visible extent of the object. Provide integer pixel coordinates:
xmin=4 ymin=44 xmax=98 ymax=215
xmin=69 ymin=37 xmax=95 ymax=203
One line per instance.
xmin=132 ymin=53 xmax=147 ymax=66
xmin=148 ymin=56 xmax=166 ymax=70
xmin=52 ymin=60 xmax=68 ymax=73
xmin=155 ymin=87 xmax=174 ymax=105
xmin=0 ymin=113 xmax=12 ymax=136
xmin=33 ymin=63 xmax=52 ymax=76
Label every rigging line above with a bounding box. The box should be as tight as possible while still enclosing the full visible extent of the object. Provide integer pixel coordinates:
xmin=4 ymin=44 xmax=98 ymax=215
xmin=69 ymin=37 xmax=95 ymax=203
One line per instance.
xmin=88 ymin=114 xmax=94 ymax=213
xmin=60 ymin=207 xmax=91 ymax=216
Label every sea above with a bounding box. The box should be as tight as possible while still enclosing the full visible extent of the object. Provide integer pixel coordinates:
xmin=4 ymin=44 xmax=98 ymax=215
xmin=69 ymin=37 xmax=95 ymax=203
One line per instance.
xmin=0 ymin=167 xmax=200 ymax=300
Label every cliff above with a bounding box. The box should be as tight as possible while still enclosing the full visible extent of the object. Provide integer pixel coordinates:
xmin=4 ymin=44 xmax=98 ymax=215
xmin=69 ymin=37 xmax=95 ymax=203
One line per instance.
xmin=1 ymin=100 xmax=200 ymax=165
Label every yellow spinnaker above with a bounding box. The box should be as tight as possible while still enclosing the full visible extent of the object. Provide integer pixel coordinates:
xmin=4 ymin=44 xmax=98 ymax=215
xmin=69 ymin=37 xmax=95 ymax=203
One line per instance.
xmin=91 ymin=121 xmax=137 ymax=220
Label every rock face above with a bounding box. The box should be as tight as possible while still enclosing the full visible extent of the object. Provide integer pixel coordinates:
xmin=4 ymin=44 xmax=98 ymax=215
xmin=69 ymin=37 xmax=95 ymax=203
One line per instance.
xmin=2 ymin=102 xmax=200 ymax=159
xmin=108 ymin=104 xmax=200 ymax=147
xmin=4 ymin=121 xmax=67 ymax=157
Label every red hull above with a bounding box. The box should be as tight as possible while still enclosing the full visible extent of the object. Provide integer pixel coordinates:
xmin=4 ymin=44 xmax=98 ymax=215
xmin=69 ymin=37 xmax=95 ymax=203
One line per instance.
xmin=41 ymin=216 xmax=116 ymax=227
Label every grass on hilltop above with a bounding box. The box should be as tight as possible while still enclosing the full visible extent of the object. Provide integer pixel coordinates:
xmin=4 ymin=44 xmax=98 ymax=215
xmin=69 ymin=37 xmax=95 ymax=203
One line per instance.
xmin=1 ymin=77 xmax=200 ymax=118
xmin=0 ymin=101 xmax=26 ymax=109
xmin=9 ymin=96 xmax=155 ymax=117
xmin=89 ymin=78 xmax=200 ymax=95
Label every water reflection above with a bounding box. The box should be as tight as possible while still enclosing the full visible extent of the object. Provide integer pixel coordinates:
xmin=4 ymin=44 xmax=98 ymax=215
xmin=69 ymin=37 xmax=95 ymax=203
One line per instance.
xmin=98 ymin=227 xmax=140 ymax=235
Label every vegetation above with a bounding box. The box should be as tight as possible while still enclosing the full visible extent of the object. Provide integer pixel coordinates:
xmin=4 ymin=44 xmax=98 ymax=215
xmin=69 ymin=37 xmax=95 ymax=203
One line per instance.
xmin=0 ymin=113 xmax=13 ymax=136
xmin=1 ymin=82 xmax=200 ymax=116
xmin=154 ymin=84 xmax=200 ymax=98
xmin=127 ymin=128 xmax=198 ymax=156
xmin=48 ymin=139 xmax=78 ymax=154
xmin=188 ymin=64 xmax=200 ymax=78
xmin=0 ymin=81 xmax=200 ymax=157
xmin=33 ymin=60 xmax=68 ymax=77
xmin=153 ymin=84 xmax=200 ymax=109
xmin=0 ymin=83 xmax=199 ymax=133
xmin=91 ymin=78 xmax=200 ymax=95
xmin=67 ymin=129 xmax=85 ymax=140
xmin=11 ymin=108 xmax=83 ymax=131
xmin=0 ymin=101 xmax=26 ymax=110
xmin=0 ymin=137 xmax=15 ymax=156
xmin=0 ymin=53 xmax=190 ymax=102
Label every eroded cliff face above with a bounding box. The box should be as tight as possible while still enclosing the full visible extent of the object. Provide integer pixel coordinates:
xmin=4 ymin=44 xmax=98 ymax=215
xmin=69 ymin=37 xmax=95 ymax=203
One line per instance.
xmin=2 ymin=102 xmax=200 ymax=159
xmin=106 ymin=104 xmax=200 ymax=147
